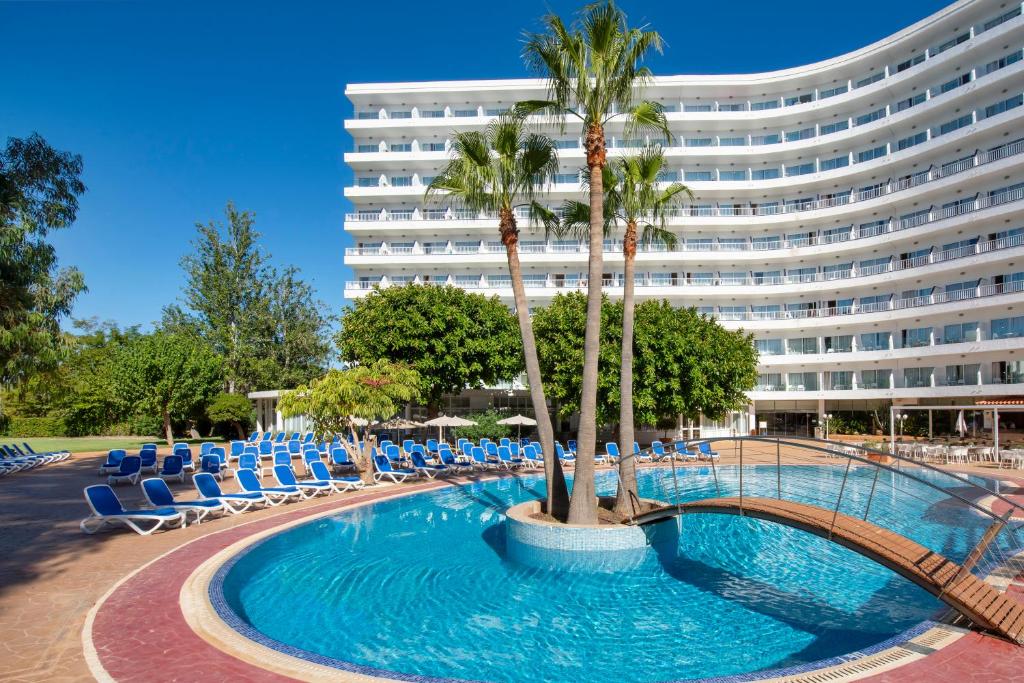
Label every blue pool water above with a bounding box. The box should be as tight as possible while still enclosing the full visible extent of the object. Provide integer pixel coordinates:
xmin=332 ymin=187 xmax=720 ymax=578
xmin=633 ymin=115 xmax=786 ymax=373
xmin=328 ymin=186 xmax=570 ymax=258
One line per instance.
xmin=219 ymin=466 xmax=1010 ymax=682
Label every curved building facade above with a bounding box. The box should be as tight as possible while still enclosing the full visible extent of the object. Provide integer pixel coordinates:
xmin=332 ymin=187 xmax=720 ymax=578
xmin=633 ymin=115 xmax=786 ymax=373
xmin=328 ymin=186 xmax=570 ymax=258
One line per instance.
xmin=343 ymin=0 xmax=1024 ymax=435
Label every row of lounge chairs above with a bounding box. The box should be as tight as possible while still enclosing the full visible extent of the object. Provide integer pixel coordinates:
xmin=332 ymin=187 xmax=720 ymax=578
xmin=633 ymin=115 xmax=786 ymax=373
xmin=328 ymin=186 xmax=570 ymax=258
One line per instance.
xmin=1 ymin=442 xmax=70 ymax=476
xmin=81 ymin=463 xmax=366 ymax=535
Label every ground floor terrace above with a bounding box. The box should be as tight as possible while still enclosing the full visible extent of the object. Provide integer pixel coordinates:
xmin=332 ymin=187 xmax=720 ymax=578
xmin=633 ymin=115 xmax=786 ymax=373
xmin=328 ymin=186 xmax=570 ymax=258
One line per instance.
xmin=6 ymin=442 xmax=1024 ymax=682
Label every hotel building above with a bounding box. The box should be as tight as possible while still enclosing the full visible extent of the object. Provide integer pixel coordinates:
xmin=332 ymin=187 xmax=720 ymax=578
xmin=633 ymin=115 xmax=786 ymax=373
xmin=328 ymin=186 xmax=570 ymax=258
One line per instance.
xmin=341 ymin=0 xmax=1024 ymax=437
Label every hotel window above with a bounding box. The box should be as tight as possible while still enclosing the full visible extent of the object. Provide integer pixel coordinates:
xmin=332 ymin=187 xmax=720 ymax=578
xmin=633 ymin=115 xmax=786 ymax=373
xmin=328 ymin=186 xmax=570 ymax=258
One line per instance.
xmin=787 ymin=372 xmax=818 ymax=391
xmin=553 ymin=173 xmax=579 ymax=185
xmin=860 ymin=369 xmax=890 ymax=389
xmin=357 ymin=144 xmax=378 ymax=153
xmin=946 ymin=364 xmax=980 ymax=386
xmin=683 ymin=103 xmax=713 ymax=112
xmin=685 ymin=137 xmax=713 ymax=147
xmin=820 ymin=120 xmax=849 ymax=135
xmin=454 ymin=241 xmax=480 ymax=254
xmin=423 ymin=142 xmax=446 ymax=152
xmin=757 ymin=373 xmax=783 ymax=390
xmin=898 ymin=209 xmax=929 ymax=228
xmin=356 ymin=111 xmax=378 ymax=119
xmin=859 ymin=256 xmax=891 ymax=273
xmin=719 ymin=170 xmax=747 ymax=181
xmin=823 ymin=262 xmax=853 ymax=279
xmin=454 ymin=109 xmax=477 ymax=117
xmin=656 ymin=170 xmax=678 ymax=182
xmin=992 ymin=316 xmax=1024 ymax=339
xmin=719 ymin=136 xmax=746 ymax=146
xmin=787 ymin=266 xmax=815 ymax=282
xmin=390 ymin=275 xmax=414 ymax=284
xmin=944 ymin=280 xmax=977 ymax=298
xmin=719 ymin=103 xmax=746 ymax=111
xmin=902 ymin=327 xmax=931 ymax=348
xmin=933 ymin=73 xmax=971 ymax=97
xmin=422 ymin=241 xmax=448 ymax=254
xmin=648 ymin=272 xmax=673 ymax=285
xmin=750 ymin=305 xmax=781 ymax=319
xmin=660 ymin=104 xmax=679 ymax=112
xmin=857 ymin=145 xmax=887 ymax=163
xmin=751 ymin=99 xmax=779 ymax=111
xmin=686 ymin=238 xmax=712 ymax=251
xmin=390 ymin=175 xmax=413 ymax=187
xmin=390 ymin=210 xmax=413 ymax=221
xmin=859 ymin=219 xmax=888 ymax=237
xmin=856 ymin=72 xmax=884 ymax=88
xmin=751 ymin=235 xmax=782 ymax=250
xmin=555 ymin=139 xmax=578 ymax=149
xmin=936 ymin=114 xmax=972 ymax=136
xmin=355 ymin=210 xmax=379 ymax=221
xmin=718 ymin=305 xmax=746 ymax=319
xmin=389 ymin=110 xmax=412 ymax=119
xmin=715 ymin=238 xmax=743 ymax=252
xmin=894 ymin=93 xmax=926 ymax=112
xmin=820 ymin=85 xmax=848 ymax=99
xmin=983 ymin=7 xmax=1021 ymax=31
xmin=986 ymin=50 xmax=1023 ymax=75
xmin=696 ymin=306 xmax=713 ymax=315
xmin=896 ymin=54 xmax=925 ymax=72
xmin=942 ymin=237 xmax=979 ymax=252
xmin=824 ymin=335 xmax=853 ymax=353
xmin=751 ymin=168 xmax=780 ymax=180
xmin=684 ymin=170 xmax=713 ymax=181
xmin=992 ymin=360 xmax=1024 ymax=384
xmin=522 ymin=274 xmax=547 ymax=288
xmin=356 ymin=177 xmax=379 ymax=187
xmin=903 ymin=367 xmax=932 ymax=388
xmin=783 ymin=93 xmax=813 ymax=106
xmin=860 ymin=332 xmax=891 ymax=351
xmin=785 ymin=162 xmax=814 ymax=176
xmin=784 ymin=127 xmax=814 ymax=142
xmin=689 ymin=272 xmax=714 ymax=285
xmin=420 ymin=109 xmax=444 ymax=118
xmin=454 ymin=275 xmax=481 ymax=287
xmin=487 ymin=274 xmax=511 ymax=287
xmin=985 ymin=94 xmax=1024 ymax=119
xmin=390 ymin=142 xmax=412 ymax=152
xmin=820 ymin=155 xmax=849 ymax=171
xmin=829 ymin=371 xmax=854 ymax=390
xmin=856 ymin=108 xmax=886 ymax=126
xmin=934 ymin=33 xmax=968 ymax=54
xmin=751 ymin=133 xmax=781 ymax=145
xmin=787 ymin=232 xmax=814 ymax=247
xmin=897 ymin=132 xmax=927 ymax=151
xmin=718 ymin=270 xmax=746 ymax=284
xmin=943 ymin=322 xmax=979 ymax=344
xmin=787 ymin=337 xmax=818 ymax=354
xmin=485 ymin=107 xmax=509 ymax=116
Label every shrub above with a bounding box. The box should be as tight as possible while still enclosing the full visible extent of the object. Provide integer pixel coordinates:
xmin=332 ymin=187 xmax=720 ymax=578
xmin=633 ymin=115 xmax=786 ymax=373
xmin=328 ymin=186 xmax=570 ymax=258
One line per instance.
xmin=207 ymin=392 xmax=254 ymax=439
xmin=451 ymin=410 xmax=514 ymax=442
xmin=4 ymin=416 xmax=67 ymax=437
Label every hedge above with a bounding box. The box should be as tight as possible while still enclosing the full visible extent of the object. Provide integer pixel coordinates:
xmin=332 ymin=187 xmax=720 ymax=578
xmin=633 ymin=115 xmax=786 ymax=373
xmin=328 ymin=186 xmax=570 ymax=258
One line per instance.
xmin=3 ymin=416 xmax=68 ymax=437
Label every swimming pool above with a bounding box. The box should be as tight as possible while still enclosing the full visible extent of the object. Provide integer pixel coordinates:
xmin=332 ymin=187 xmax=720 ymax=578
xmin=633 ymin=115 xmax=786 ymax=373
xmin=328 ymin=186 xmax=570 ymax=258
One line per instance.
xmin=217 ymin=466 xmax=1008 ymax=682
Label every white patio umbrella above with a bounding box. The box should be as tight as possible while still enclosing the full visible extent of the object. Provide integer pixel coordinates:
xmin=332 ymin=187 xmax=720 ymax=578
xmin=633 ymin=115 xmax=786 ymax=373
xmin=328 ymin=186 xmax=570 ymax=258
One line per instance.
xmin=423 ymin=414 xmax=477 ymax=442
xmin=497 ymin=414 xmax=537 ymax=440
xmin=955 ymin=410 xmax=969 ymax=437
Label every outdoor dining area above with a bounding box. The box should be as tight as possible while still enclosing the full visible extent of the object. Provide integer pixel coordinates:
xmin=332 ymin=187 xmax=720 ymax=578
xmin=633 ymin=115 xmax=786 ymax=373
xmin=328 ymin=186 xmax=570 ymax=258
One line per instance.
xmin=889 ymin=401 xmax=1024 ymax=470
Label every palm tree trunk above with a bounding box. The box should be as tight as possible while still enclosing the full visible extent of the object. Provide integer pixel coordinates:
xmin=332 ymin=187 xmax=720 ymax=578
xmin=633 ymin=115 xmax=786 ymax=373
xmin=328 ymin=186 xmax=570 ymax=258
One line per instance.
xmin=501 ymin=209 xmax=570 ymax=519
xmin=614 ymin=221 xmax=639 ymax=518
xmin=568 ymin=123 xmax=607 ymax=525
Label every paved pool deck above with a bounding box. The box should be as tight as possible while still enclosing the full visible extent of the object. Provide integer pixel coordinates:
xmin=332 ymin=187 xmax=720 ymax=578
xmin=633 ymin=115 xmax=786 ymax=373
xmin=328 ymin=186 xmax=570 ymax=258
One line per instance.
xmin=2 ymin=443 xmax=1024 ymax=682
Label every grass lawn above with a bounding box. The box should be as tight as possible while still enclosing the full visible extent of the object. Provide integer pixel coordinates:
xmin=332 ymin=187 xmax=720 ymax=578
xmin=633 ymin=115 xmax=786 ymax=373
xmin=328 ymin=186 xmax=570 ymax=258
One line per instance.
xmin=8 ymin=436 xmax=227 ymax=455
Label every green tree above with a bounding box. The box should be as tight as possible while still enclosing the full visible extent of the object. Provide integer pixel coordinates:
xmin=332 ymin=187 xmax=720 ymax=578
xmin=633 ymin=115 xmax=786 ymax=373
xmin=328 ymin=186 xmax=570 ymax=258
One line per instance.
xmin=278 ymin=361 xmax=421 ymax=484
xmin=338 ymin=283 xmax=523 ymax=410
xmin=0 ymin=133 xmax=87 ymax=385
xmin=534 ymin=294 xmax=758 ymax=495
xmin=451 ymin=410 xmax=514 ymax=442
xmin=426 ymin=115 xmax=569 ymax=518
xmin=522 ymin=1 xmax=668 ymax=523
xmin=268 ymin=265 xmax=333 ymax=388
xmin=113 ymin=331 xmax=222 ymax=444
xmin=207 ymin=392 xmax=255 ymax=439
xmin=562 ymin=147 xmax=691 ymax=515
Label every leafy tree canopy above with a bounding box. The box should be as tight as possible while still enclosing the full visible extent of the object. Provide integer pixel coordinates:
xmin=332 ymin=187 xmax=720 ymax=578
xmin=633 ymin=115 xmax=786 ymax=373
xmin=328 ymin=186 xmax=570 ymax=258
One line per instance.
xmin=112 ymin=331 xmax=223 ymax=444
xmin=533 ymin=293 xmax=757 ymax=427
xmin=207 ymin=391 xmax=255 ymax=439
xmin=0 ymin=133 xmax=87 ymax=384
xmin=337 ymin=284 xmax=523 ymax=411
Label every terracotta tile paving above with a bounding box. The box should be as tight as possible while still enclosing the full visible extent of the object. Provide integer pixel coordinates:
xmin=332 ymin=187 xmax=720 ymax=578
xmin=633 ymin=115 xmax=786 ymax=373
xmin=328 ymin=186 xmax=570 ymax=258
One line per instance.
xmin=2 ymin=444 xmax=1024 ymax=682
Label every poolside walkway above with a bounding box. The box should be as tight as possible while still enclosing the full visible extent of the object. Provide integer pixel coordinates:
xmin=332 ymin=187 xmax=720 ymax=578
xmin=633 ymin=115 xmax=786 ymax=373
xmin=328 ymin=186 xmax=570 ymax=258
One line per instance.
xmin=2 ymin=445 xmax=1024 ymax=682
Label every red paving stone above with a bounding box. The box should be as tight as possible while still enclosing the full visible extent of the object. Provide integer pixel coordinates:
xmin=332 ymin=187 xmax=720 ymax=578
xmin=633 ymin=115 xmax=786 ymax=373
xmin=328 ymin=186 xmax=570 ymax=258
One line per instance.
xmin=862 ymin=631 xmax=1024 ymax=682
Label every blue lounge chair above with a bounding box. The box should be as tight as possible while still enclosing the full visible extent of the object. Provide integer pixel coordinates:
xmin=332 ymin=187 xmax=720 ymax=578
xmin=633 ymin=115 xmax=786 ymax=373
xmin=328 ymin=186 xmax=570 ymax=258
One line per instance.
xmin=330 ymin=446 xmax=357 ymax=473
xmin=425 ymin=439 xmax=439 ymax=455
xmin=265 ymin=451 xmax=292 ymax=477
xmin=229 ymin=441 xmax=245 ymax=459
xmin=410 ymin=451 xmax=449 ymax=478
xmin=673 ymin=441 xmax=698 ymax=461
xmin=287 ymin=440 xmax=302 ymax=458
xmin=697 ymin=442 xmax=720 ymax=460
xmin=556 ymin=442 xmax=575 ymax=466
xmin=80 ymin=485 xmax=185 ymax=535
xmin=139 ymin=447 xmax=158 ymax=474
xmin=21 ymin=442 xmax=70 ymax=461
xmin=199 ymin=442 xmax=216 ymax=456
xmin=194 ymin=472 xmax=266 ymax=513
xmin=634 ymin=442 xmax=653 ymax=463
xmin=236 ymin=468 xmax=303 ymax=505
xmin=142 ymin=478 xmax=225 ymax=524
xmin=302 ymin=450 xmax=323 ymax=473
xmin=403 ymin=439 xmax=416 ymax=455
xmin=497 ymin=445 xmax=525 ymax=470
xmin=469 ymin=446 xmax=495 ymax=470
xmin=438 ymin=447 xmax=473 ymax=473
xmin=523 ymin=444 xmax=544 ymax=468
xmin=274 ymin=432 xmax=285 ymax=443
xmin=308 ymin=461 xmax=364 ymax=492
xmin=158 ymin=454 xmax=185 ymax=483
xmin=567 ymin=439 xmax=578 ymax=454
xmin=373 ymin=454 xmax=417 ymax=483
xmin=650 ymin=441 xmax=667 ymax=461
xmin=178 ymin=448 xmax=196 ymax=472
xmin=302 ymin=432 xmax=315 ymax=443
xmin=603 ymin=442 xmax=619 ymax=464
xmin=108 ymin=455 xmax=142 ymax=486
xmin=200 ymin=454 xmax=226 ymax=480
xmin=99 ymin=449 xmax=127 ymax=475
xmin=238 ymin=453 xmax=261 ymax=478
xmin=257 ymin=440 xmax=273 ymax=459
xmin=273 ymin=464 xmax=331 ymax=498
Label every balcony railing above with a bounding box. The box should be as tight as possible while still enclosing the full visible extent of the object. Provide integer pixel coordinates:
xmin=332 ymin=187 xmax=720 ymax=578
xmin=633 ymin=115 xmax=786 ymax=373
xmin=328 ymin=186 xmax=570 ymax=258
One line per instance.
xmin=346 ymin=136 xmax=1024 ymax=230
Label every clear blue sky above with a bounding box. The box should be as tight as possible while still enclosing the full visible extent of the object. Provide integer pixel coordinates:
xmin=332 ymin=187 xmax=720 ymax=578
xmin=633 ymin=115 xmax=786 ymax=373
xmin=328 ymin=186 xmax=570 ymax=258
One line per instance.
xmin=2 ymin=0 xmax=950 ymax=331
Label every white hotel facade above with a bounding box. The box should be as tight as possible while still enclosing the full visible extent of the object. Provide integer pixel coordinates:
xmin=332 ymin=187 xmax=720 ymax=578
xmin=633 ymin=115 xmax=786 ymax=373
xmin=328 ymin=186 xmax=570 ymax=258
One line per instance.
xmin=342 ymin=0 xmax=1024 ymax=437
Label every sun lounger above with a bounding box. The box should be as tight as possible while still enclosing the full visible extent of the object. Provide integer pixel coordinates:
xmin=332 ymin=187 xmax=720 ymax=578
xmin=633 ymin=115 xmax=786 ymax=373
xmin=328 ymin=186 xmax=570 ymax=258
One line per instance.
xmin=194 ymin=472 xmax=266 ymax=513
xmin=80 ymin=485 xmax=185 ymax=535
xmin=273 ymin=464 xmax=332 ymax=498
xmin=236 ymin=468 xmax=303 ymax=505
xmin=142 ymin=478 xmax=225 ymax=524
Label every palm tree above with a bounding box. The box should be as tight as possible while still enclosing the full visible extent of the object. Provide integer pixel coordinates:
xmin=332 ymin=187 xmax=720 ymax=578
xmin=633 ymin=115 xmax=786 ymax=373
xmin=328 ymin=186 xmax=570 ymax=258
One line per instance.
xmin=562 ymin=147 xmax=691 ymax=517
xmin=522 ymin=0 xmax=667 ymax=524
xmin=424 ymin=115 xmax=570 ymax=518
